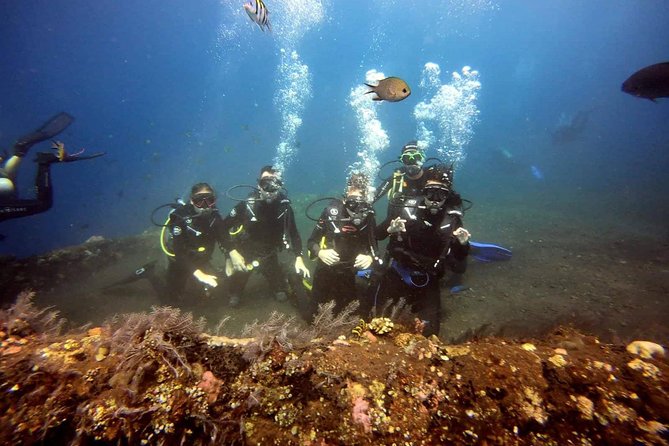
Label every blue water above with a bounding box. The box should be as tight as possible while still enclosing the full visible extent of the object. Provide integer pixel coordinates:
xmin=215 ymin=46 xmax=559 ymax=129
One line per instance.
xmin=1 ymin=0 xmax=668 ymax=257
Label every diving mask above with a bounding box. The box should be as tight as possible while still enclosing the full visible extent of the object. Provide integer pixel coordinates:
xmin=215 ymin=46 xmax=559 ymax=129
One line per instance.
xmin=344 ymin=196 xmax=371 ymax=226
xmin=400 ymin=150 xmax=425 ymax=166
xmin=259 ymin=176 xmax=282 ymax=193
xmin=423 ymin=184 xmax=449 ymax=214
xmin=192 ymin=193 xmax=216 ymax=209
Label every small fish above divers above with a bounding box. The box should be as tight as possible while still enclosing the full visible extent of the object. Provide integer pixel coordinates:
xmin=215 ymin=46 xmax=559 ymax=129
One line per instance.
xmin=365 ymin=77 xmax=411 ymax=102
xmin=621 ymin=62 xmax=669 ymax=102
xmin=243 ymin=0 xmax=272 ymax=33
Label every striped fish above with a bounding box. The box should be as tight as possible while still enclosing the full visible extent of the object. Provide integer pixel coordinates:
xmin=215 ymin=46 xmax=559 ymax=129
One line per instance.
xmin=243 ymin=0 xmax=272 ymax=32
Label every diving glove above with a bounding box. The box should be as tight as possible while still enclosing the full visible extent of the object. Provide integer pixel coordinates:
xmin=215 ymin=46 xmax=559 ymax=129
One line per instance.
xmin=228 ymin=249 xmax=247 ymax=272
xmin=317 ymin=249 xmax=340 ymax=266
xmin=354 ymin=254 xmax=373 ymax=270
xmin=294 ymin=256 xmax=310 ymax=278
xmin=453 ymin=227 xmax=471 ymax=244
xmin=193 ymin=269 xmax=218 ymax=288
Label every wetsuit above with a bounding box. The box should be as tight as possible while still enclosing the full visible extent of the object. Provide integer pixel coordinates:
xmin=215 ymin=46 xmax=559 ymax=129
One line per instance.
xmin=307 ymin=199 xmax=378 ymax=315
xmin=224 ymin=192 xmax=303 ymax=301
xmin=0 ymin=158 xmax=55 ymax=222
xmin=374 ymin=168 xmax=428 ymax=204
xmin=373 ymin=194 xmax=469 ymax=337
xmin=0 ymin=112 xmax=76 ymax=221
xmin=164 ymin=203 xmax=228 ymax=302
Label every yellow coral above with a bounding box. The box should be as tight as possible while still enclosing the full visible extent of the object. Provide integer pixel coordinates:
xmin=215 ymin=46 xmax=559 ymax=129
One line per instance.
xmin=626 ymin=341 xmax=665 ymax=359
xmin=627 ymin=358 xmax=661 ymax=380
xmin=352 ymin=319 xmax=368 ymax=337
xmin=367 ymin=318 xmax=394 ymax=335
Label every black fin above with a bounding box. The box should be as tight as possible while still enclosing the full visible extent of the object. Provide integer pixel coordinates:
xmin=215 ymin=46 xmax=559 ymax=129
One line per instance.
xmin=103 ymin=260 xmax=157 ymax=289
xmin=14 ymin=112 xmax=75 ymax=157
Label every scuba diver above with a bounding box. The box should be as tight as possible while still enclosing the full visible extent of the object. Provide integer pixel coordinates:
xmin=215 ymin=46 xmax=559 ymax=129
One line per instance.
xmin=224 ymin=165 xmax=309 ymax=307
xmin=108 ymin=183 xmax=228 ymax=303
xmin=307 ymin=172 xmax=379 ymax=317
xmin=372 ymin=164 xmax=471 ymax=337
xmin=373 ymin=140 xmax=431 ymax=205
xmin=0 ymin=112 xmax=105 ymax=222
xmin=162 ymin=182 xmax=228 ymax=302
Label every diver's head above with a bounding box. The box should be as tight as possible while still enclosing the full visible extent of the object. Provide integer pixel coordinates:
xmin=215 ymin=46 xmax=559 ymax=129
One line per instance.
xmin=422 ymin=164 xmax=453 ymax=215
xmin=258 ymin=165 xmax=283 ymax=202
xmin=190 ymin=182 xmax=217 ymax=214
xmin=344 ymin=173 xmax=372 ymax=226
xmin=399 ymin=141 xmax=426 ymax=177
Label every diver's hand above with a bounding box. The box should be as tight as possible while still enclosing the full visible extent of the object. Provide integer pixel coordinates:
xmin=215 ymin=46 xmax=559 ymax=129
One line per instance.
xmin=294 ymin=256 xmax=310 ymax=278
xmin=318 ymin=249 xmax=340 ymax=266
xmin=354 ymin=254 xmax=373 ymax=270
xmin=229 ymin=249 xmax=246 ymax=272
xmin=387 ymin=217 xmax=406 ymax=234
xmin=453 ymin=227 xmax=471 ymax=244
xmin=193 ymin=269 xmax=218 ymax=288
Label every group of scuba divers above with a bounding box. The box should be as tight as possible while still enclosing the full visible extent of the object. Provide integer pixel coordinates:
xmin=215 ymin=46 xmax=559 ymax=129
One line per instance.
xmin=1 ymin=113 xmax=511 ymax=338
xmin=133 ymin=141 xmax=511 ymax=337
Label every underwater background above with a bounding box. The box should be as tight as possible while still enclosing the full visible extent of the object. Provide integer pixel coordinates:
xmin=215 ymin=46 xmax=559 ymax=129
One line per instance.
xmin=1 ymin=0 xmax=668 ymax=259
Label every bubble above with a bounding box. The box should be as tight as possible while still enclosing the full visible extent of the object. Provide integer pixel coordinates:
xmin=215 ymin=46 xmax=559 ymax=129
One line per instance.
xmin=348 ymin=69 xmax=390 ymax=191
xmin=272 ymin=50 xmax=312 ymax=173
xmin=269 ymin=0 xmax=326 ymax=173
xmin=414 ymin=63 xmax=481 ymax=166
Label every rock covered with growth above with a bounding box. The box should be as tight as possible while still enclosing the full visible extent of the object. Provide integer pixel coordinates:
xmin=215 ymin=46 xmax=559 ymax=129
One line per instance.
xmin=0 ymin=294 xmax=667 ymax=445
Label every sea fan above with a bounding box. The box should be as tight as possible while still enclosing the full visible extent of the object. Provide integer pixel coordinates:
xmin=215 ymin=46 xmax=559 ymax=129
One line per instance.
xmin=0 ymin=291 xmax=65 ymax=337
xmin=105 ymin=306 xmax=205 ymax=384
xmin=240 ymin=300 xmax=360 ymax=362
xmin=306 ymin=300 xmax=360 ymax=341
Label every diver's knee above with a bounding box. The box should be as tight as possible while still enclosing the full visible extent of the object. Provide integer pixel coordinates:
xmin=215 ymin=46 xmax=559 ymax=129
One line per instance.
xmin=0 ymin=178 xmax=15 ymax=196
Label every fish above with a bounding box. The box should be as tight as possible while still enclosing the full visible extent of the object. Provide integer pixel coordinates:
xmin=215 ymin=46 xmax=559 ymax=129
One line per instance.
xmin=621 ymin=62 xmax=669 ymax=102
xmin=364 ymin=77 xmax=411 ymax=102
xmin=243 ymin=0 xmax=272 ymax=33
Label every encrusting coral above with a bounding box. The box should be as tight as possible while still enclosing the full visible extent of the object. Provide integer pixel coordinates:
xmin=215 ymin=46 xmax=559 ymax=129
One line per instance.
xmin=0 ymin=294 xmax=667 ymax=445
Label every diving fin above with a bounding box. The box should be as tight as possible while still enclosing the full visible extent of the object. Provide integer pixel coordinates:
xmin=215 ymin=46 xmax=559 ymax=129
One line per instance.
xmin=469 ymin=241 xmax=512 ymax=263
xmin=34 ymin=150 xmax=106 ymax=165
xmin=14 ymin=112 xmax=75 ymax=157
xmin=103 ymin=260 xmax=157 ymax=289
xmin=60 ymin=151 xmax=106 ymax=162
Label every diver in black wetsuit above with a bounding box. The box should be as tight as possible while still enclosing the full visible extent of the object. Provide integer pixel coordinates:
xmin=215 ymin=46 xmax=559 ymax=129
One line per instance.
xmin=307 ymin=172 xmax=379 ymax=316
xmin=374 ymin=140 xmax=430 ymax=205
xmin=372 ymin=164 xmax=471 ymax=337
xmin=0 ymin=112 xmax=104 ymax=222
xmin=224 ymin=165 xmax=309 ymax=307
xmin=104 ymin=183 xmax=227 ymax=303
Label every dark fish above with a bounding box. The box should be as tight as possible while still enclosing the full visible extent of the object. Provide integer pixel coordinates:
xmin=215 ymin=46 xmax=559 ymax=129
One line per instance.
xmin=0 ymin=234 xmax=6 ymax=241
xmin=621 ymin=62 xmax=669 ymax=102
xmin=365 ymin=77 xmax=411 ymax=102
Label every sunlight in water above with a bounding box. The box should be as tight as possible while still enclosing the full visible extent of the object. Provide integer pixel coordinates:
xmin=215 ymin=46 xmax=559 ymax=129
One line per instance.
xmin=271 ymin=0 xmax=325 ymax=173
xmin=348 ymin=69 xmax=390 ymax=198
xmin=414 ymin=63 xmax=481 ymax=166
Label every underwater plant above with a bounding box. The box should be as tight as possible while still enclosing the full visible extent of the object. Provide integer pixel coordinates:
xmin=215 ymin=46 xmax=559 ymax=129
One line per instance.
xmin=241 ymin=300 xmax=360 ymax=362
xmin=106 ymin=306 xmax=206 ymax=388
xmin=0 ymin=290 xmax=65 ymax=337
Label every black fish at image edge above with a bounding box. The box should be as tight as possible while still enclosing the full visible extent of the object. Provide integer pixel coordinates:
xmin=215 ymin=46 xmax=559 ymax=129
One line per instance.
xmin=621 ymin=62 xmax=669 ymax=102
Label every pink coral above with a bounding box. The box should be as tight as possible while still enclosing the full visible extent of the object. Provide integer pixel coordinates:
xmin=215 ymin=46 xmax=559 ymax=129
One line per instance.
xmin=351 ymin=396 xmax=372 ymax=433
xmin=198 ymin=370 xmax=222 ymax=403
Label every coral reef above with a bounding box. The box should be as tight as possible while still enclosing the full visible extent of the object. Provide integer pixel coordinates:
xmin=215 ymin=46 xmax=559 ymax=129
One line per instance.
xmin=0 ymin=295 xmax=668 ymax=445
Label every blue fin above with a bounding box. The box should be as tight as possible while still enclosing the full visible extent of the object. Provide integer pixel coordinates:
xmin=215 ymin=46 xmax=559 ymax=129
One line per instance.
xmin=469 ymin=241 xmax=512 ymax=263
xmin=450 ymin=285 xmax=470 ymax=294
